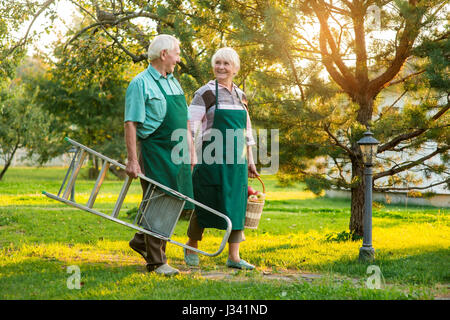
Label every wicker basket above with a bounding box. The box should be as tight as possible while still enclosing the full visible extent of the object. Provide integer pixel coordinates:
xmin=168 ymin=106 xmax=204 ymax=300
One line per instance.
xmin=245 ymin=176 xmax=266 ymax=229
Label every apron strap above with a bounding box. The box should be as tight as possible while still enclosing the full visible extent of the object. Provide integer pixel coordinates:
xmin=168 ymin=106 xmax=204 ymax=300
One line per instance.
xmin=215 ymin=80 xmax=248 ymax=112
xmin=215 ymin=80 xmax=219 ymax=108
xmin=153 ymin=78 xmax=168 ymax=97
xmin=234 ymin=88 xmax=248 ymax=112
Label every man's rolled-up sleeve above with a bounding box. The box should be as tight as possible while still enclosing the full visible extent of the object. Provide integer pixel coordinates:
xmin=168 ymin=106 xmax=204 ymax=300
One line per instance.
xmin=124 ymin=79 xmax=146 ymax=124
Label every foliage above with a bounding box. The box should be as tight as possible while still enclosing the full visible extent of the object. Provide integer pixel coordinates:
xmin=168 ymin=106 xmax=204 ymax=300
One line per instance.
xmin=0 ymin=1 xmax=27 ymax=79
xmin=5 ymin=0 xmax=261 ymax=170
xmin=26 ymin=38 xmax=132 ymax=165
xmin=220 ymin=0 xmax=449 ymax=234
xmin=2 ymin=1 xmax=448 ymax=232
xmin=0 ymin=76 xmax=53 ymax=180
xmin=325 ymin=230 xmax=363 ymax=242
xmin=0 ymin=1 xmax=59 ymax=179
xmin=0 ymin=0 xmax=58 ymax=79
xmin=228 ymin=0 xmax=449 ymax=185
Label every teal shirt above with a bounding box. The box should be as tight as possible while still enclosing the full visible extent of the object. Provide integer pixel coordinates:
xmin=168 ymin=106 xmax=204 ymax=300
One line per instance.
xmin=124 ymin=65 xmax=189 ymax=139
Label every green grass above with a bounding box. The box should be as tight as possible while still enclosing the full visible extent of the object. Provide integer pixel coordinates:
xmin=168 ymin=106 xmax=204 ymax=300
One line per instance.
xmin=0 ymin=167 xmax=449 ymax=300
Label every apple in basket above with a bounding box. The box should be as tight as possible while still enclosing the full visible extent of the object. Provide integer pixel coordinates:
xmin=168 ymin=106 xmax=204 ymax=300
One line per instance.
xmin=248 ymin=186 xmax=258 ymax=196
xmin=248 ymin=194 xmax=258 ymax=202
xmin=255 ymin=191 xmax=265 ymax=202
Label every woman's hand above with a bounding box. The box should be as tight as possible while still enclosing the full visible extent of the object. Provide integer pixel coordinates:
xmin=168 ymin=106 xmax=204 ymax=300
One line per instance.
xmin=247 ymin=145 xmax=259 ymax=178
xmin=187 ymin=120 xmax=197 ymax=172
xmin=248 ymin=163 xmax=259 ymax=178
xmin=190 ymin=153 xmax=197 ymax=172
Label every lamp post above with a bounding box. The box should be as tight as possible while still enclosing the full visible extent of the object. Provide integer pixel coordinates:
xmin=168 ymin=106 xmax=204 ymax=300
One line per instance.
xmin=357 ymin=129 xmax=379 ymax=262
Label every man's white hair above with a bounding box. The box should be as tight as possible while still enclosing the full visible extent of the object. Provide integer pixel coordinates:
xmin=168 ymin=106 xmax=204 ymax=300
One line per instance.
xmin=147 ymin=34 xmax=180 ymax=61
xmin=211 ymin=47 xmax=240 ymax=71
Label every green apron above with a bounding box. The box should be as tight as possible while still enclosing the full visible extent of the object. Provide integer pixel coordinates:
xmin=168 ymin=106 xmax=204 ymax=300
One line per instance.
xmin=193 ymin=81 xmax=248 ymax=230
xmin=139 ymin=77 xmax=194 ymax=210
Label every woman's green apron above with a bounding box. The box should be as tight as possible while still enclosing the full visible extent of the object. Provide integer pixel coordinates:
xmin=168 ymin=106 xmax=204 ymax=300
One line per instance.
xmin=193 ymin=81 xmax=248 ymax=230
xmin=139 ymin=77 xmax=194 ymax=210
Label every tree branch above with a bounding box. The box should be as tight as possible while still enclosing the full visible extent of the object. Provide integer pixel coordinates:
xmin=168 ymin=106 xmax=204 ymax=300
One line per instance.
xmin=317 ymin=28 xmax=353 ymax=94
xmin=6 ymin=0 xmax=56 ymax=57
xmin=311 ymin=0 xmax=357 ymax=90
xmin=374 ymin=146 xmax=450 ymax=180
xmin=387 ymin=69 xmax=426 ymax=86
xmin=68 ymin=1 xmax=149 ymax=63
xmin=377 ymin=104 xmax=450 ymax=153
xmin=375 ymin=89 xmax=408 ymax=122
xmin=331 ymin=156 xmax=349 ymax=184
xmin=64 ymin=10 xmax=157 ymax=52
xmin=323 ymin=2 xmax=352 ymax=16
xmin=340 ymin=0 xmax=354 ymax=11
xmin=367 ymin=0 xmax=422 ymax=97
xmin=374 ymin=178 xmax=449 ymax=192
xmin=283 ymin=46 xmax=305 ymax=101
xmin=323 ymin=124 xmax=354 ymax=156
xmin=353 ymin=3 xmax=369 ymax=89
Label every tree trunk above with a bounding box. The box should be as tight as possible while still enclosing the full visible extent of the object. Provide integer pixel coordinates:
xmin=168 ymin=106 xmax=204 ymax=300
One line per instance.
xmin=0 ymin=143 xmax=19 ymax=181
xmin=349 ymin=94 xmax=374 ymax=236
xmin=355 ymin=94 xmax=374 ymax=127
xmin=349 ymin=158 xmax=365 ymax=236
xmin=88 ymin=154 xmax=100 ymax=179
xmin=109 ymin=165 xmax=127 ymax=180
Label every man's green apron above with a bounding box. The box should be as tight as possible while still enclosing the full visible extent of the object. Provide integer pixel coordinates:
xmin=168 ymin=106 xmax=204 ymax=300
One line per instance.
xmin=139 ymin=77 xmax=194 ymax=210
xmin=193 ymin=81 xmax=248 ymax=230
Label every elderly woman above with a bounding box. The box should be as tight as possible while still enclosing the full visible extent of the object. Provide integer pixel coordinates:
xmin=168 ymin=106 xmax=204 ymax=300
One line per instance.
xmin=184 ymin=47 xmax=259 ymax=270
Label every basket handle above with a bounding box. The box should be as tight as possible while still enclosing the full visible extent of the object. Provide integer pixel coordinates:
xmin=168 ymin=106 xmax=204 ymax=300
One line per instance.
xmin=251 ymin=175 xmax=266 ymax=194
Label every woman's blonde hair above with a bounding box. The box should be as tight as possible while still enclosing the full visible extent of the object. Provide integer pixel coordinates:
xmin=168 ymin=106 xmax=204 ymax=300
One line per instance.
xmin=211 ymin=47 xmax=240 ymax=72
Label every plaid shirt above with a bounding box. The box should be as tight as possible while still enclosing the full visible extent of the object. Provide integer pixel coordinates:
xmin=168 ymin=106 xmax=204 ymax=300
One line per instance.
xmin=188 ymin=80 xmax=256 ymax=146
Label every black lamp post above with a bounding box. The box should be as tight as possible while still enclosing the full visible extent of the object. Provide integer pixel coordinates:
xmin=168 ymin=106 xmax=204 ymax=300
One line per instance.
xmin=357 ymin=129 xmax=379 ymax=262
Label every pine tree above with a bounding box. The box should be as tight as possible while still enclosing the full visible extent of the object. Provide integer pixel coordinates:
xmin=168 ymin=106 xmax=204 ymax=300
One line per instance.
xmin=227 ymin=0 xmax=449 ymax=235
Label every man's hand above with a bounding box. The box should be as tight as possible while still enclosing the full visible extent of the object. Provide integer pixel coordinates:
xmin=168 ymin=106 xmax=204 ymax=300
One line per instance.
xmin=124 ymin=121 xmax=141 ymax=179
xmin=126 ymin=159 xmax=142 ymax=179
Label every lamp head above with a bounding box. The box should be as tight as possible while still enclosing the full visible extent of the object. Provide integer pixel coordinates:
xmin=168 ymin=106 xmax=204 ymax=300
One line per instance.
xmin=357 ymin=130 xmax=379 ymax=165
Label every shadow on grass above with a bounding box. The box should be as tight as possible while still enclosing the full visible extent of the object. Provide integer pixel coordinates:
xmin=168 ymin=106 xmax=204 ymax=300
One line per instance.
xmin=0 ymin=257 xmax=146 ymax=299
xmin=307 ymin=247 xmax=450 ymax=286
xmin=0 ymin=252 xmax=420 ymax=300
xmin=258 ymin=243 xmax=307 ymax=254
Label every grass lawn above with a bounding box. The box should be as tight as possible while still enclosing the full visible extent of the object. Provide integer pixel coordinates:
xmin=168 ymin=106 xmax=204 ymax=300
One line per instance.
xmin=0 ymin=167 xmax=449 ymax=300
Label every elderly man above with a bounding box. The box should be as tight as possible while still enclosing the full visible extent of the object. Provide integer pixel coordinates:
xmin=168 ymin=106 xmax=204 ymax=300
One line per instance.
xmin=124 ymin=34 xmax=196 ymax=276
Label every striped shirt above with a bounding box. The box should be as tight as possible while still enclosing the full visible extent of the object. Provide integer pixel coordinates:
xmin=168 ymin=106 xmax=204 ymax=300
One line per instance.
xmin=188 ymin=80 xmax=256 ymax=146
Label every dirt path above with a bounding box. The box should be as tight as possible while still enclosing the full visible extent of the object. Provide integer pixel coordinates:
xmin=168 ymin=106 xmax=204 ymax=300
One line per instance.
xmin=177 ymin=265 xmax=357 ymax=284
xmin=174 ymin=265 xmax=449 ymax=300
